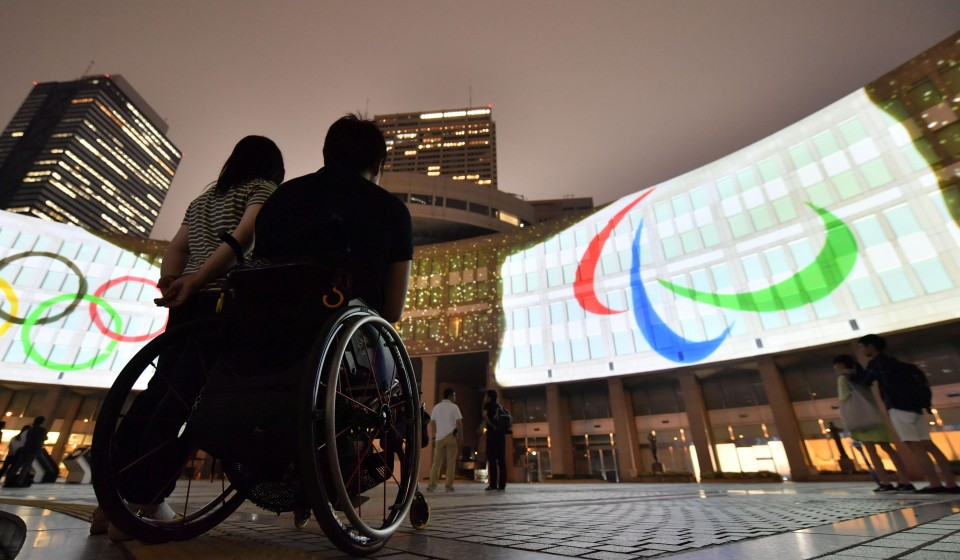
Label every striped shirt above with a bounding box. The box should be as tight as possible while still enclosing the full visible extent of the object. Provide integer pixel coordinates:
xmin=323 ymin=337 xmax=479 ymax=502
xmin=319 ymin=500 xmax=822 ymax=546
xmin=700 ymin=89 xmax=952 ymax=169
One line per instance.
xmin=181 ymin=178 xmax=277 ymax=289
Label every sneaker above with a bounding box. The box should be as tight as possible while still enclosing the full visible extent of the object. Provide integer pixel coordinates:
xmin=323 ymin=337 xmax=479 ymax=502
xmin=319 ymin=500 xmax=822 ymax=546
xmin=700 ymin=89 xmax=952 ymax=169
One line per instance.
xmin=445 ymin=487 xmax=454 ymax=492
xmin=916 ymin=485 xmax=948 ymax=494
xmin=873 ymin=484 xmax=896 ymax=493
xmin=895 ymin=483 xmax=916 ymax=492
xmin=484 ymin=486 xmax=496 ymax=491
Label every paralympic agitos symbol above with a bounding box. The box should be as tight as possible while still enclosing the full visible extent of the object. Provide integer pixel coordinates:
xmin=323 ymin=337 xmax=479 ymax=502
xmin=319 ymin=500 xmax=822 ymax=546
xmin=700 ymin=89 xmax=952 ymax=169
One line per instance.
xmin=574 ymin=190 xmax=858 ymax=363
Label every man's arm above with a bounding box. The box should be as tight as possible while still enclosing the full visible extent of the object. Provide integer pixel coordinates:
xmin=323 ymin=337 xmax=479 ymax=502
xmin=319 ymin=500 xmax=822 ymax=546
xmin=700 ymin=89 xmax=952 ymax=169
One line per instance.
xmin=381 ymin=260 xmax=411 ymax=323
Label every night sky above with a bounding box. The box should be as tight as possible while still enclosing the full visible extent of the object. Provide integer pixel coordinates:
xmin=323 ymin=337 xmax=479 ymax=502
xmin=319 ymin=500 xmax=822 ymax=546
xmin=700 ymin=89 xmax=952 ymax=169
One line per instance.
xmin=1 ymin=1 xmax=958 ymax=241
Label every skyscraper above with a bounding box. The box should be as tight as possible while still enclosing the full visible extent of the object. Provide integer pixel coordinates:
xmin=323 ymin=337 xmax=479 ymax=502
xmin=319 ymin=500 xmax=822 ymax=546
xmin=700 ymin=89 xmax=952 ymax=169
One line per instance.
xmin=0 ymin=75 xmax=181 ymax=237
xmin=376 ymin=106 xmax=498 ymax=188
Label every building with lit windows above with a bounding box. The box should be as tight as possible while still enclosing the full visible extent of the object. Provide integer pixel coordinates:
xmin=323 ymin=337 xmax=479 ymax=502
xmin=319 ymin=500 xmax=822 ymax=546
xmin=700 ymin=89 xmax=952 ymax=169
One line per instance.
xmin=377 ymin=106 xmax=498 ymax=188
xmin=377 ymin=106 xmax=535 ymax=244
xmin=0 ymin=75 xmax=181 ymax=237
xmin=0 ymin=34 xmax=958 ymax=485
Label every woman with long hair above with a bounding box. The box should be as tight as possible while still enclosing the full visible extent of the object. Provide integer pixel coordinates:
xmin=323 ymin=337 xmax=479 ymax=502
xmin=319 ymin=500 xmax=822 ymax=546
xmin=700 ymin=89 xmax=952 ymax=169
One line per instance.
xmin=92 ymin=136 xmax=284 ymax=540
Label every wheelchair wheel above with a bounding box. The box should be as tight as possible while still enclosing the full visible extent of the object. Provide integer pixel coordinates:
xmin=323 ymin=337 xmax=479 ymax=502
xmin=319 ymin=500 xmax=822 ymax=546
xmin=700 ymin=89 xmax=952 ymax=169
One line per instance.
xmin=92 ymin=318 xmax=246 ymax=543
xmin=300 ymin=306 xmax=421 ymax=556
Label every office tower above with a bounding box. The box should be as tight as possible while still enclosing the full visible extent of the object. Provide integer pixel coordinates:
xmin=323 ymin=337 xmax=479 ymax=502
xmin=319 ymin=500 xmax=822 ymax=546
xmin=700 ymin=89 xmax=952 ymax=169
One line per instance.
xmin=0 ymin=75 xmax=181 ymax=237
xmin=376 ymin=106 xmax=498 ymax=188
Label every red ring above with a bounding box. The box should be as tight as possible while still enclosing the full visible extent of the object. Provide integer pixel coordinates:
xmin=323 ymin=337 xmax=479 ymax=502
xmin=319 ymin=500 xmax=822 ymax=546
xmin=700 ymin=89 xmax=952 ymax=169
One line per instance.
xmin=89 ymin=276 xmax=168 ymax=342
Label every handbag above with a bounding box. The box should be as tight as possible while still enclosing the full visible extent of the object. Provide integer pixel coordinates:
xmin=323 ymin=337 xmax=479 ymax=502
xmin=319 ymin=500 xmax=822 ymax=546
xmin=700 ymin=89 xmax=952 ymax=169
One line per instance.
xmin=838 ymin=377 xmax=885 ymax=433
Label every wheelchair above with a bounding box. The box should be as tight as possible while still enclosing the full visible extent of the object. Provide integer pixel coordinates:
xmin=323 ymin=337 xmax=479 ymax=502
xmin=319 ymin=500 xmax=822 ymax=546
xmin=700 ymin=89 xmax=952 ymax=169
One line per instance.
xmin=91 ymin=263 xmax=425 ymax=555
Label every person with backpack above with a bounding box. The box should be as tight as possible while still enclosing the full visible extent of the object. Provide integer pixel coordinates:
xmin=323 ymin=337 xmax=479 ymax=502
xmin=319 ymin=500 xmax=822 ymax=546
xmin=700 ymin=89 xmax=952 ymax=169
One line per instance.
xmin=853 ymin=334 xmax=959 ymax=494
xmin=482 ymin=390 xmax=510 ymax=491
xmin=833 ymin=354 xmax=914 ymax=492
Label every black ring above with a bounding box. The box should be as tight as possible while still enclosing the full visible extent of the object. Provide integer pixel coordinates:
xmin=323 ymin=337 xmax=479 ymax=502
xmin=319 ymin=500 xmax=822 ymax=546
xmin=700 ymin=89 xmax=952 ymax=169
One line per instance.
xmin=0 ymin=251 xmax=88 ymax=325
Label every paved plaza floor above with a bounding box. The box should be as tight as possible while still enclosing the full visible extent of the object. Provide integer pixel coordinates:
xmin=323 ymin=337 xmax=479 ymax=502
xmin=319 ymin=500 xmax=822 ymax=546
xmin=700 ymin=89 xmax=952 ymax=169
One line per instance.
xmin=0 ymin=480 xmax=957 ymax=560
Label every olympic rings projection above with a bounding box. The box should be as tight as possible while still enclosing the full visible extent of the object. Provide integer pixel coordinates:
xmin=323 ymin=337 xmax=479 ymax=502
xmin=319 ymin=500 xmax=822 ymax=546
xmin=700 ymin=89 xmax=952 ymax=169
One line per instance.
xmin=0 ymin=248 xmax=165 ymax=373
xmin=0 ymin=278 xmax=17 ymax=338
xmin=0 ymin=251 xmax=88 ymax=324
xmin=21 ymin=293 xmax=122 ymax=371
xmin=90 ymin=276 xmax=167 ymax=342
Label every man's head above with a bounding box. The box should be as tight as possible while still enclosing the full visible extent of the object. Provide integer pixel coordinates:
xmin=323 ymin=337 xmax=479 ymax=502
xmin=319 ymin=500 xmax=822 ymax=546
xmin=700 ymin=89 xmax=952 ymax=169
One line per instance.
xmin=857 ymin=334 xmax=886 ymax=360
xmin=322 ymin=114 xmax=387 ymax=181
xmin=33 ymin=416 xmax=45 ymax=427
xmin=443 ymin=387 xmax=456 ymax=401
xmin=485 ymin=389 xmax=498 ymax=403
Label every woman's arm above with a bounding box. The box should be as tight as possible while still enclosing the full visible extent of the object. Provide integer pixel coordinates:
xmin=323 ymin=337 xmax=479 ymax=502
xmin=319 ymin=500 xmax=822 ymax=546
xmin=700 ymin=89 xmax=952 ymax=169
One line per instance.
xmin=161 ymin=203 xmax=264 ymax=308
xmin=158 ymin=225 xmax=190 ymax=295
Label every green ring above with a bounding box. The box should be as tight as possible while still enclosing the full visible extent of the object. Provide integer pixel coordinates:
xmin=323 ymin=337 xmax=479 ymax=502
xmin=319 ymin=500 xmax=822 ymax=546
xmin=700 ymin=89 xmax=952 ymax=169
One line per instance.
xmin=21 ymin=293 xmax=122 ymax=371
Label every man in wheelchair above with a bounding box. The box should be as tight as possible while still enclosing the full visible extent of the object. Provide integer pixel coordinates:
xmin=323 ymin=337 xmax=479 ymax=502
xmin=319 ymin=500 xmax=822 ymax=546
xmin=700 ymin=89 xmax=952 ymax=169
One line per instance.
xmin=204 ymin=113 xmax=416 ymax=513
xmin=94 ymin=115 xmax=417 ymax=554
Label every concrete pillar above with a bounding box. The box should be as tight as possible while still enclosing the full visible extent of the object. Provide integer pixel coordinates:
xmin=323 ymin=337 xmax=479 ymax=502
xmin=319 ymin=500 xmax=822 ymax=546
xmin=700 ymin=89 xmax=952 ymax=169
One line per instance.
xmin=678 ymin=370 xmax=717 ymax=475
xmin=607 ymin=377 xmax=640 ymax=480
xmin=756 ymin=356 xmax=814 ymax=481
xmin=545 ymin=383 xmax=574 ymax=477
xmin=51 ymin=393 xmax=82 ymax=463
xmin=34 ymin=387 xmax=65 ymax=422
xmin=418 ymin=355 xmax=438 ymax=480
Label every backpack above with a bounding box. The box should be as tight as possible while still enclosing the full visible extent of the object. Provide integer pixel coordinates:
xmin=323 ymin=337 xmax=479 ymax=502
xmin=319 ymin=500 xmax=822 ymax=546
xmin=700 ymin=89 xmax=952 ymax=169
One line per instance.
xmin=492 ymin=405 xmax=513 ymax=434
xmin=890 ymin=359 xmax=932 ymax=412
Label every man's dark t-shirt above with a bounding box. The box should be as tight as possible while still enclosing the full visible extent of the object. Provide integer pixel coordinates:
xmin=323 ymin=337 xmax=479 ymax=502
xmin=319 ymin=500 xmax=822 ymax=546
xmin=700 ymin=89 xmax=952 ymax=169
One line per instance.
xmin=254 ymin=166 xmax=413 ymax=314
xmin=483 ymin=401 xmax=504 ymax=440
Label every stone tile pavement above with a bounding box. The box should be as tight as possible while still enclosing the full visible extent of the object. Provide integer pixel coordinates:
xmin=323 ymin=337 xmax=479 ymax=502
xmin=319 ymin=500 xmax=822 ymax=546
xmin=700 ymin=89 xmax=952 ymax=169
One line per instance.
xmin=0 ymin=481 xmax=956 ymax=559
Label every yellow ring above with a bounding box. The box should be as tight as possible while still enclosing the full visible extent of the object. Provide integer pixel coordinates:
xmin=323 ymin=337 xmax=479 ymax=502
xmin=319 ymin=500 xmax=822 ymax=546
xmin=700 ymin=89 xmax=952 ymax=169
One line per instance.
xmin=0 ymin=277 xmax=18 ymax=337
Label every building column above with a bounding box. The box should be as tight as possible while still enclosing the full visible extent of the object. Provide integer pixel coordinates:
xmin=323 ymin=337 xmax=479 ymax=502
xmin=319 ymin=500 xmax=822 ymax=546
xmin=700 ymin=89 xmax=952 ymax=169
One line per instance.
xmin=607 ymin=377 xmax=640 ymax=480
xmin=678 ymin=370 xmax=717 ymax=475
xmin=545 ymin=383 xmax=574 ymax=477
xmin=418 ymin=355 xmax=438 ymax=480
xmin=50 ymin=393 xmax=82 ymax=464
xmin=35 ymin=387 xmax=66 ymax=423
xmin=756 ymin=356 xmax=814 ymax=481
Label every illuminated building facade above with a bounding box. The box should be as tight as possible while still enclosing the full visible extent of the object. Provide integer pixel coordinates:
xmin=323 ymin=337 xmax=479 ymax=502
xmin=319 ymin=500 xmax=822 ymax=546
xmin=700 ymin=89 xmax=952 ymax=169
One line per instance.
xmin=0 ymin=75 xmax=181 ymax=237
xmin=0 ymin=35 xmax=958 ymax=485
xmin=376 ymin=106 xmax=533 ymax=244
xmin=376 ymin=106 xmax=498 ymax=188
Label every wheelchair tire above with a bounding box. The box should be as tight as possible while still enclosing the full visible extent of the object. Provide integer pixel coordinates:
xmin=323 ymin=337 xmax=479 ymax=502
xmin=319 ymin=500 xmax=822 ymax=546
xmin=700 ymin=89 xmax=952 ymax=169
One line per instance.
xmin=91 ymin=318 xmax=246 ymax=543
xmin=299 ymin=305 xmax=421 ymax=556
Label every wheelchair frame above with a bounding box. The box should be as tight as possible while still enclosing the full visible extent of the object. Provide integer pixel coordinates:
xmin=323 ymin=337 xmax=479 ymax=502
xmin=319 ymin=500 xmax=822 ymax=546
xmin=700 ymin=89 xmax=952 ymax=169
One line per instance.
xmin=91 ymin=297 xmax=422 ymax=556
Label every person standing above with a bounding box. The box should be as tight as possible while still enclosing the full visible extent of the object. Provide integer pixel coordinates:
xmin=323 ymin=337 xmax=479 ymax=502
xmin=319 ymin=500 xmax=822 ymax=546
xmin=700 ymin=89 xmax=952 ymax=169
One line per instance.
xmin=852 ymin=334 xmax=959 ymax=494
xmin=6 ymin=417 xmax=47 ymax=488
xmin=482 ymin=390 xmax=507 ymax=491
xmin=833 ymin=354 xmax=914 ymax=492
xmin=427 ymin=388 xmax=462 ymax=492
xmin=92 ymin=136 xmax=285 ymax=539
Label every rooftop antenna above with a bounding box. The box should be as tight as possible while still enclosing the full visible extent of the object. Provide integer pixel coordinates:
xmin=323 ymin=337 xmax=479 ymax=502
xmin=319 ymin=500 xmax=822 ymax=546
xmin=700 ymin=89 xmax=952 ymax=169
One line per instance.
xmin=81 ymin=60 xmax=95 ymax=78
xmin=364 ymin=98 xmax=370 ymax=117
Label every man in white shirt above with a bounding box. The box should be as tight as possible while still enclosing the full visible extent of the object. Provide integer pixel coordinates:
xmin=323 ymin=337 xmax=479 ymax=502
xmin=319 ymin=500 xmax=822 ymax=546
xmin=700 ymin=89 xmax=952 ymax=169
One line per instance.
xmin=427 ymin=388 xmax=463 ymax=492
